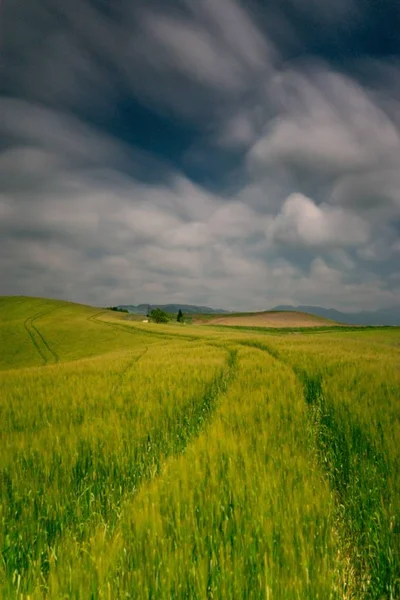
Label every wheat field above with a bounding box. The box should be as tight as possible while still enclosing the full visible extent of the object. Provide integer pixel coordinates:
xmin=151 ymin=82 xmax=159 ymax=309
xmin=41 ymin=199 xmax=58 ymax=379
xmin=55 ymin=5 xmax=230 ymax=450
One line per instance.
xmin=0 ymin=296 xmax=399 ymax=599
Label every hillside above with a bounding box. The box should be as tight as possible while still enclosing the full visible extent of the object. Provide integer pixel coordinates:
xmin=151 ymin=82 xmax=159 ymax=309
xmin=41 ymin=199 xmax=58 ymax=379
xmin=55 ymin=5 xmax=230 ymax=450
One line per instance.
xmin=0 ymin=296 xmax=399 ymax=598
xmin=0 ymin=296 xmax=151 ymax=370
xmin=272 ymin=304 xmax=400 ymax=326
xmin=195 ymin=309 xmax=338 ymax=328
xmin=118 ymin=303 xmax=229 ymax=315
xmin=117 ymin=302 xmax=400 ymax=325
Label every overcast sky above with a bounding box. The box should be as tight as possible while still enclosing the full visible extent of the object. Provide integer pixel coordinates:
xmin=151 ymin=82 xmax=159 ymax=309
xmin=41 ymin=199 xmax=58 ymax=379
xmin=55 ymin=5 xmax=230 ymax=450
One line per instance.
xmin=1 ymin=0 xmax=400 ymax=311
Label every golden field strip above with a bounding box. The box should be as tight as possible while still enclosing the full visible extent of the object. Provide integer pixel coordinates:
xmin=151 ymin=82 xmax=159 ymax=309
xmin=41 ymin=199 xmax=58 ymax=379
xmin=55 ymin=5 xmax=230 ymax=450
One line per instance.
xmin=0 ymin=296 xmax=399 ymax=599
xmin=194 ymin=311 xmax=336 ymax=328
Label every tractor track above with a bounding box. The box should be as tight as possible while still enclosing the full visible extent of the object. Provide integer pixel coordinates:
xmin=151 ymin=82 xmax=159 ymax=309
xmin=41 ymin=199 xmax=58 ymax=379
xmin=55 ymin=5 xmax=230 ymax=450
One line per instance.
xmin=110 ymin=345 xmax=149 ymax=399
xmin=237 ymin=338 xmax=397 ymax=598
xmin=87 ymin=311 xmax=152 ymax=397
xmin=24 ymin=308 xmax=59 ymax=365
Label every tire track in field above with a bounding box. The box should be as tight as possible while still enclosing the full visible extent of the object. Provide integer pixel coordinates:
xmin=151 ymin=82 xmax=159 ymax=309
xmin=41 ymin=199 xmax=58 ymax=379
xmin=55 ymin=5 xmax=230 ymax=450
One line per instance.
xmin=24 ymin=309 xmax=59 ymax=365
xmin=109 ymin=345 xmax=149 ymax=400
xmin=88 ymin=311 xmax=232 ymax=405
xmin=39 ymin=347 xmax=237 ymax=578
xmin=85 ymin=345 xmax=237 ymax=498
xmin=239 ymin=338 xmax=397 ymax=599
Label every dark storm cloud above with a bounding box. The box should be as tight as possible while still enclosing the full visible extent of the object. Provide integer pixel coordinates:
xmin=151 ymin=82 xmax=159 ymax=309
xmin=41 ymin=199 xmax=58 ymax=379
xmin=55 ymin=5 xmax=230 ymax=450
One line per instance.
xmin=0 ymin=0 xmax=399 ymax=310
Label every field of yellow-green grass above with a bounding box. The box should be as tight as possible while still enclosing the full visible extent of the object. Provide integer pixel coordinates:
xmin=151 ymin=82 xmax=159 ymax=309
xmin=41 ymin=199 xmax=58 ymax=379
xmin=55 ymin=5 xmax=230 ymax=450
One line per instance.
xmin=0 ymin=296 xmax=399 ymax=599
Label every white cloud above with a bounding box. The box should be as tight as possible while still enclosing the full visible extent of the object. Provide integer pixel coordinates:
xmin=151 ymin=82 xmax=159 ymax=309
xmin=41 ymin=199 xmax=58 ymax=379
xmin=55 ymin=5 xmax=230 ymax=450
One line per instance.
xmin=332 ymin=169 xmax=400 ymax=213
xmin=268 ymin=193 xmax=369 ymax=248
xmin=1 ymin=2 xmax=400 ymax=311
xmin=249 ymin=69 xmax=400 ymax=179
xmin=140 ymin=15 xmax=243 ymax=92
xmin=0 ymin=97 xmax=398 ymax=311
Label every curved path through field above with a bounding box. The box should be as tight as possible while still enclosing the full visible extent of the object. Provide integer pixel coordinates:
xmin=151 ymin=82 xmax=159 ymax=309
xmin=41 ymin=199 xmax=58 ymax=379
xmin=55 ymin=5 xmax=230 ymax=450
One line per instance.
xmin=24 ymin=309 xmax=59 ymax=365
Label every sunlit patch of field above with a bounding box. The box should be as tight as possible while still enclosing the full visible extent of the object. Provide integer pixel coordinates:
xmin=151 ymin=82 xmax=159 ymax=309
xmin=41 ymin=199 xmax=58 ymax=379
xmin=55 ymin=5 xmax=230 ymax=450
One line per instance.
xmin=194 ymin=311 xmax=339 ymax=329
xmin=195 ymin=310 xmax=339 ymax=328
xmin=0 ymin=296 xmax=399 ymax=599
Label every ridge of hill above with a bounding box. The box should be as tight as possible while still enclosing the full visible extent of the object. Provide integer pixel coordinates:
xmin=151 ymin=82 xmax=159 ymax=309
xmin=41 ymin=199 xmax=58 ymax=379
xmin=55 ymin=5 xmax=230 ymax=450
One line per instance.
xmin=120 ymin=302 xmax=400 ymax=325
xmin=117 ymin=303 xmax=229 ymax=315
xmin=194 ymin=309 xmax=338 ymax=328
xmin=272 ymin=304 xmax=400 ymax=326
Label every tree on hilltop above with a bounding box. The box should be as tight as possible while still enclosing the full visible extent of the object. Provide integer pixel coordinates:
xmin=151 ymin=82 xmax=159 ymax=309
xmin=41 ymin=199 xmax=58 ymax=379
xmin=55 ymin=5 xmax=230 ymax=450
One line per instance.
xmin=150 ymin=308 xmax=169 ymax=323
xmin=177 ymin=309 xmax=183 ymax=322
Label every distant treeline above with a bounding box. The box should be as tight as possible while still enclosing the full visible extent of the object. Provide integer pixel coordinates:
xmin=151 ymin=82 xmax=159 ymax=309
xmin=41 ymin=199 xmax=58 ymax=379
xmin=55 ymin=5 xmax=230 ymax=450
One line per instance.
xmin=107 ymin=306 xmax=129 ymax=313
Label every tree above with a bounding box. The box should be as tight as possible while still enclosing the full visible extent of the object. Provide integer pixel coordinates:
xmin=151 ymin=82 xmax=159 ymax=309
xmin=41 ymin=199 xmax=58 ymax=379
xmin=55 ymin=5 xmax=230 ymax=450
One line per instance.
xmin=177 ymin=309 xmax=183 ymax=322
xmin=107 ymin=306 xmax=129 ymax=313
xmin=150 ymin=308 xmax=169 ymax=323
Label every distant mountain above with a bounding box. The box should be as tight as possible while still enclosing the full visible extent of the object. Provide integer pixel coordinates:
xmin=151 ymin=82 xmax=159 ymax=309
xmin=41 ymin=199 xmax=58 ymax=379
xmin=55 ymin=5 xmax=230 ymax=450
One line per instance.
xmin=272 ymin=305 xmax=400 ymax=326
xmin=117 ymin=303 xmax=230 ymax=315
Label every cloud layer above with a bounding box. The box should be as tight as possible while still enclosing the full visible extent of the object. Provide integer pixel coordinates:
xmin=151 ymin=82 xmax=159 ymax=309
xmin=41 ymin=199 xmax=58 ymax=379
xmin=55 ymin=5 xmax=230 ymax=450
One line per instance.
xmin=1 ymin=0 xmax=399 ymax=310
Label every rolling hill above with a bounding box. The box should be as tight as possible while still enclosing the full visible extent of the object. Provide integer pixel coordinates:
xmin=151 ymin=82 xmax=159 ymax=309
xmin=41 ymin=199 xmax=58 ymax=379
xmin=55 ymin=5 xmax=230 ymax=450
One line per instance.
xmin=117 ymin=303 xmax=230 ymax=315
xmin=118 ymin=302 xmax=400 ymax=326
xmin=272 ymin=304 xmax=400 ymax=326
xmin=194 ymin=309 xmax=339 ymax=328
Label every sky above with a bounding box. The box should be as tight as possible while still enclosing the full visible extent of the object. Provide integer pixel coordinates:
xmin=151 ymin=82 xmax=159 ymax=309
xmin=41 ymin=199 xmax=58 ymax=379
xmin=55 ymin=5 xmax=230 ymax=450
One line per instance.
xmin=1 ymin=0 xmax=400 ymax=311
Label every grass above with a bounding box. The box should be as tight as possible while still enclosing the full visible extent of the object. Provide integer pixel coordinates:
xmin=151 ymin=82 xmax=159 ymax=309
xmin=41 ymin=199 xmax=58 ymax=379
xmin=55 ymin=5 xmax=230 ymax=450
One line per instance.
xmin=0 ymin=296 xmax=399 ymax=598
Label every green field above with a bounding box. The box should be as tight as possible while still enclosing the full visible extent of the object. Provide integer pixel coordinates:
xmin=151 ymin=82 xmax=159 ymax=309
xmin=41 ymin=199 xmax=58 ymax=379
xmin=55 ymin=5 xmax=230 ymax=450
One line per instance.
xmin=0 ymin=296 xmax=399 ymax=599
